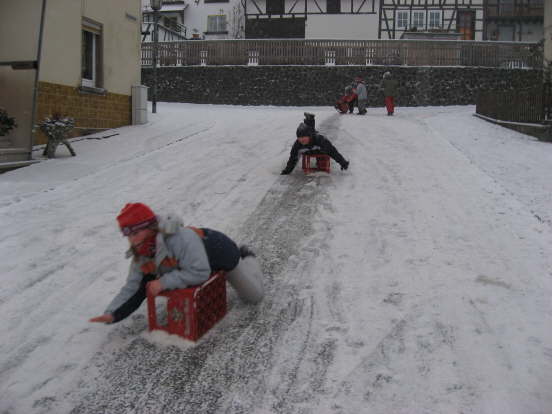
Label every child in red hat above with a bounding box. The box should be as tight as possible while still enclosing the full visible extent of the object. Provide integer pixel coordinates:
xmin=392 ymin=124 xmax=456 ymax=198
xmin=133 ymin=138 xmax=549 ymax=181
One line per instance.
xmin=90 ymin=203 xmax=263 ymax=324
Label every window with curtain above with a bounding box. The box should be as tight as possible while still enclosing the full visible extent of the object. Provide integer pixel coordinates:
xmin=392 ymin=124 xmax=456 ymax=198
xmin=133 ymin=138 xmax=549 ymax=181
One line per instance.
xmin=207 ymin=15 xmax=227 ymax=33
xmin=429 ymin=10 xmax=441 ymax=28
xmin=81 ymin=19 xmax=102 ymax=88
xmin=412 ymin=11 xmax=424 ymax=29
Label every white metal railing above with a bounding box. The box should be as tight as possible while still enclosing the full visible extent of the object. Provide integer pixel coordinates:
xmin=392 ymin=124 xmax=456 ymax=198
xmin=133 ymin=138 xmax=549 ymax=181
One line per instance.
xmin=141 ymin=39 xmax=542 ymax=68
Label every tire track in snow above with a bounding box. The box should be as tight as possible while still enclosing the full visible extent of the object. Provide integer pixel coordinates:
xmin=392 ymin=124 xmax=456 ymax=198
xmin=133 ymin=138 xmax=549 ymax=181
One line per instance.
xmin=65 ymin=115 xmax=343 ymax=414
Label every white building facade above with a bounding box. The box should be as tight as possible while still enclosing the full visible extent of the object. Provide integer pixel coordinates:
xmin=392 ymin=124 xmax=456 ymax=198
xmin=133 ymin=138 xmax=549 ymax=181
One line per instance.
xmin=142 ymin=0 xmax=547 ymax=42
xmin=242 ymin=0 xmax=484 ymax=40
xmin=142 ymin=0 xmax=245 ymax=40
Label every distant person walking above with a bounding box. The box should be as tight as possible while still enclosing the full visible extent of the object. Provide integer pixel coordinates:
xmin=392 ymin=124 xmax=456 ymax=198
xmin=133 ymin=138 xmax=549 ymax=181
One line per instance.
xmin=354 ymin=77 xmax=367 ymax=115
xmin=382 ymin=71 xmax=399 ymax=116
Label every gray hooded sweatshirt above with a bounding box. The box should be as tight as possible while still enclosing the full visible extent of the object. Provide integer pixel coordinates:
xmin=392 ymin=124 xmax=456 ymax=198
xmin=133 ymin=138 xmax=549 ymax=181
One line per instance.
xmin=105 ymin=215 xmax=211 ymax=317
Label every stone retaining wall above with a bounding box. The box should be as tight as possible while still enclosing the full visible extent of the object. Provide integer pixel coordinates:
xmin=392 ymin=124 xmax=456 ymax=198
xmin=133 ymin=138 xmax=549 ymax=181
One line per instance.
xmin=142 ymin=66 xmax=542 ymax=107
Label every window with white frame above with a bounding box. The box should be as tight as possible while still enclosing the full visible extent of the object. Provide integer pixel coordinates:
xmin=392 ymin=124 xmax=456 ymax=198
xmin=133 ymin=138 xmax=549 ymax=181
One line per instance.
xmin=412 ymin=11 xmax=424 ymax=29
xmin=207 ymin=15 xmax=227 ymax=33
xmin=397 ymin=11 xmax=408 ymax=29
xmin=81 ymin=19 xmax=102 ymax=88
xmin=429 ymin=10 xmax=441 ymax=29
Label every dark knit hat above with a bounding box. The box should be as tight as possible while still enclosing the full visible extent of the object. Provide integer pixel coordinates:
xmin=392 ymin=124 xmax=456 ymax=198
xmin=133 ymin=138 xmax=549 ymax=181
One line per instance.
xmin=117 ymin=203 xmax=157 ymax=236
xmin=296 ymin=122 xmax=314 ymax=138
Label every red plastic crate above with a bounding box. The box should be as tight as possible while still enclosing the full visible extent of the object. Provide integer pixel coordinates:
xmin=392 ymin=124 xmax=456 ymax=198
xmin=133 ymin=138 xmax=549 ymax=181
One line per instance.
xmin=302 ymin=153 xmax=331 ymax=174
xmin=147 ymin=271 xmax=227 ymax=341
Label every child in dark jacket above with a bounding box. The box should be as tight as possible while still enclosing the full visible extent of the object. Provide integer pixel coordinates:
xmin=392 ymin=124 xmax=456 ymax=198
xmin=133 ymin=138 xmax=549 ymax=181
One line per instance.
xmin=281 ymin=122 xmax=349 ymax=175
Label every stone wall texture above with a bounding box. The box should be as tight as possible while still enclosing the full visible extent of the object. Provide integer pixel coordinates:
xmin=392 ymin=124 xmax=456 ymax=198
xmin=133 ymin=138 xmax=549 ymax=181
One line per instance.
xmin=36 ymin=81 xmax=131 ymax=145
xmin=142 ymin=66 xmax=543 ymax=108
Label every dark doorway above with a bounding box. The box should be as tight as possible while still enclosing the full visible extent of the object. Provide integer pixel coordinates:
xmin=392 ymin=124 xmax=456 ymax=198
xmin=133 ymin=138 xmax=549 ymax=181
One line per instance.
xmin=245 ymin=18 xmax=305 ymax=38
xmin=457 ymin=9 xmax=475 ymax=40
xmin=327 ymin=0 xmax=341 ymax=14
xmin=266 ymin=0 xmax=285 ymax=15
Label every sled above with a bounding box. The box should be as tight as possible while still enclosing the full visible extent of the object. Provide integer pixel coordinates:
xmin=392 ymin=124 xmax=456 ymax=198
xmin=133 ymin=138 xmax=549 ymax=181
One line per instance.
xmin=302 ymin=153 xmax=331 ymax=174
xmin=147 ymin=271 xmax=227 ymax=341
xmin=334 ymin=93 xmax=357 ymax=114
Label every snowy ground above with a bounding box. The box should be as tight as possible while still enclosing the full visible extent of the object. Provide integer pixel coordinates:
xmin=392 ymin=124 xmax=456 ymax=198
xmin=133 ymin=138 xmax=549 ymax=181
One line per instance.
xmin=1 ymin=103 xmax=552 ymax=414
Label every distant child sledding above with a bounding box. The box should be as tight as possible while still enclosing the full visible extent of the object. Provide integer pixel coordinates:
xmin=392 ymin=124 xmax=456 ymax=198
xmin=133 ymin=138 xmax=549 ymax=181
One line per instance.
xmin=335 ymin=84 xmax=357 ymax=114
xmin=334 ymin=76 xmax=367 ymax=115
xmin=281 ymin=113 xmax=349 ymax=175
xmin=89 ymin=203 xmax=264 ymax=325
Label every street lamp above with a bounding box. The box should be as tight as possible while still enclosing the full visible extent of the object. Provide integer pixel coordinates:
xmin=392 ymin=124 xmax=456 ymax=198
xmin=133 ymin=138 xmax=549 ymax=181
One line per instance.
xmin=150 ymin=0 xmax=163 ymax=114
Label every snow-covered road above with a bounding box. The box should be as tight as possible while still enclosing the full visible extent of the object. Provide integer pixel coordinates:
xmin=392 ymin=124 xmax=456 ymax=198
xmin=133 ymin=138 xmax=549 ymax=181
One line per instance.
xmin=1 ymin=104 xmax=551 ymax=414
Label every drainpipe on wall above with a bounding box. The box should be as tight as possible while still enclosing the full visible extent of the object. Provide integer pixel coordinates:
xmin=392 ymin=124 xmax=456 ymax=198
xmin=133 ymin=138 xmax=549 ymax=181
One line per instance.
xmin=377 ymin=0 xmax=383 ymax=39
xmin=152 ymin=8 xmax=159 ymax=113
xmin=29 ymin=0 xmax=47 ymax=159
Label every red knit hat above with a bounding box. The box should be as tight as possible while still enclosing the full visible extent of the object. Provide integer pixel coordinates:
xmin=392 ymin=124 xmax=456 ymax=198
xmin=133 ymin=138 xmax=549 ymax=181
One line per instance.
xmin=117 ymin=203 xmax=157 ymax=236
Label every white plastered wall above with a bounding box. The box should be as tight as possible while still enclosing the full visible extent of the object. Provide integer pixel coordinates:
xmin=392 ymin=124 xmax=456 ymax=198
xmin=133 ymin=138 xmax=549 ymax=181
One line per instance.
xmin=184 ymin=0 xmax=244 ymax=39
xmin=306 ymin=14 xmax=380 ymax=40
xmin=40 ymin=0 xmax=141 ymax=95
xmin=0 ymin=0 xmax=44 ymax=149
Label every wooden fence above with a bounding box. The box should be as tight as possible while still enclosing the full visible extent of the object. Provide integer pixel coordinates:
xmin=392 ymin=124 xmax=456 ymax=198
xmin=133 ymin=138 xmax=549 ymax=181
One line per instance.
xmin=141 ymin=39 xmax=542 ymax=68
xmin=476 ymin=87 xmax=547 ymax=124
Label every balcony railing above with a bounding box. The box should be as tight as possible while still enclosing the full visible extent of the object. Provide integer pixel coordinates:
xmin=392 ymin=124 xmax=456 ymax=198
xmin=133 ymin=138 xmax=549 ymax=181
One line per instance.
xmin=141 ymin=39 xmax=542 ymax=68
xmin=484 ymin=1 xmax=544 ymax=18
xmin=142 ymin=22 xmax=187 ymax=42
